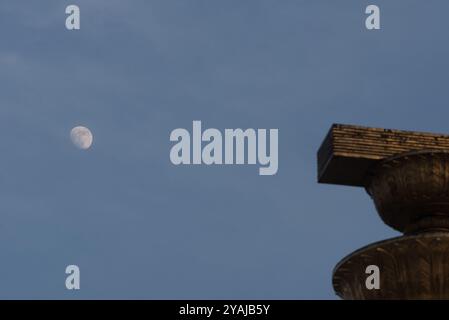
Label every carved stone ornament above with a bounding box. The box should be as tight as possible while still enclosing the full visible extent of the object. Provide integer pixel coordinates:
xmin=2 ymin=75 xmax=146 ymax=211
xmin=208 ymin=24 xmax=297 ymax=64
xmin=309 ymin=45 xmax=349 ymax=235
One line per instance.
xmin=318 ymin=124 xmax=449 ymax=299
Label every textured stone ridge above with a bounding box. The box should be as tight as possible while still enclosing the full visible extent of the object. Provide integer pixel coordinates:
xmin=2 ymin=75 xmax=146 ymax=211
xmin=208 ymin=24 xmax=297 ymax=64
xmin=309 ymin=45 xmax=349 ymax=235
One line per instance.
xmin=318 ymin=124 xmax=449 ymax=186
xmin=333 ymin=233 xmax=449 ymax=300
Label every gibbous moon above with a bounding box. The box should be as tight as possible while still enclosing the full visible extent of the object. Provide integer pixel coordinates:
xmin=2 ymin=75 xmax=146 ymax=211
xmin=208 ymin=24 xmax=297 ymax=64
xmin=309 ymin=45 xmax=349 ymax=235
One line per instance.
xmin=70 ymin=126 xmax=93 ymax=150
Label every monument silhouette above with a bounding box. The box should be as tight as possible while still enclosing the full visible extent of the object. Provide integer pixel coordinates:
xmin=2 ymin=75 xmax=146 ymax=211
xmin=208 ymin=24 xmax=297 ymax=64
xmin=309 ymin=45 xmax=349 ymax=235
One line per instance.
xmin=318 ymin=124 xmax=449 ymax=299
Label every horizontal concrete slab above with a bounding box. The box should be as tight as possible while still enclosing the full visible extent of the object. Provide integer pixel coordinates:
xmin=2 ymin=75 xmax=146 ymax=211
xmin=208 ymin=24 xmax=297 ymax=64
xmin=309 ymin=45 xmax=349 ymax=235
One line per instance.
xmin=317 ymin=124 xmax=449 ymax=186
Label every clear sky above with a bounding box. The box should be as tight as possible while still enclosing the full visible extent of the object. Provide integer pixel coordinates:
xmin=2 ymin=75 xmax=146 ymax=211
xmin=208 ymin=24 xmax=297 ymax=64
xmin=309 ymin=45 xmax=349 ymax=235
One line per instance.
xmin=0 ymin=0 xmax=448 ymax=299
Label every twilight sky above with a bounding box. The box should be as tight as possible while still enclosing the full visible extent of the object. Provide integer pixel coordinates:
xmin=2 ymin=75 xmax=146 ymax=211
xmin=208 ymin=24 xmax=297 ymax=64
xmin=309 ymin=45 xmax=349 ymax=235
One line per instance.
xmin=0 ymin=0 xmax=448 ymax=299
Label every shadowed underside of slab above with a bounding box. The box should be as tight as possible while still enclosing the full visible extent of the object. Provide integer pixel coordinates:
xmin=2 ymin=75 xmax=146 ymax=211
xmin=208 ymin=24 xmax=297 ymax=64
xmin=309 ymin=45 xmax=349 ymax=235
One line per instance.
xmin=318 ymin=124 xmax=449 ymax=186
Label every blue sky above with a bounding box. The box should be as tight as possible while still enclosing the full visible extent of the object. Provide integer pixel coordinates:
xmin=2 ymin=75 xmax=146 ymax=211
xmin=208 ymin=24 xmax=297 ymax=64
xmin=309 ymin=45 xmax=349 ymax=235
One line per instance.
xmin=0 ymin=0 xmax=448 ymax=299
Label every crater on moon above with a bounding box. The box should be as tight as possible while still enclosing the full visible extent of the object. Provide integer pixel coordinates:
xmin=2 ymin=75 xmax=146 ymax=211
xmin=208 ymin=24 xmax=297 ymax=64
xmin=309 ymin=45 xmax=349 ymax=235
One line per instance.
xmin=70 ymin=126 xmax=93 ymax=150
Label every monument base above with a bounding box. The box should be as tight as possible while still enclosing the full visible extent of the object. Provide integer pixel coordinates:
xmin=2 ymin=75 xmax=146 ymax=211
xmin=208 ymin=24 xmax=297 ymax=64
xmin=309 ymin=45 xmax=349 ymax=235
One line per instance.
xmin=333 ymin=232 xmax=449 ymax=299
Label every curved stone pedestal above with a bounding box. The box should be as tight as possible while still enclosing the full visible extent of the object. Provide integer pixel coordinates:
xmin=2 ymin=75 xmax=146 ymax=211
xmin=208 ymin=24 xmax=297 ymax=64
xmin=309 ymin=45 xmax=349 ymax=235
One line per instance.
xmin=333 ymin=151 xmax=449 ymax=299
xmin=317 ymin=125 xmax=449 ymax=299
xmin=333 ymin=233 xmax=449 ymax=299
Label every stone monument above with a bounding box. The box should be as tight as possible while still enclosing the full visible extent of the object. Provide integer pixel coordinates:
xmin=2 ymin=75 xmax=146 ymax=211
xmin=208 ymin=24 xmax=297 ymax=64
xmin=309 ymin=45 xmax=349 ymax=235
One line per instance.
xmin=318 ymin=124 xmax=449 ymax=299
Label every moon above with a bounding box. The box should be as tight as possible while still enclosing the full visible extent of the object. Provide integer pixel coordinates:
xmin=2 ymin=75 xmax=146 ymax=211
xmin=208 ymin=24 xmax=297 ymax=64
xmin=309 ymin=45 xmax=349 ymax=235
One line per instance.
xmin=70 ymin=126 xmax=93 ymax=150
